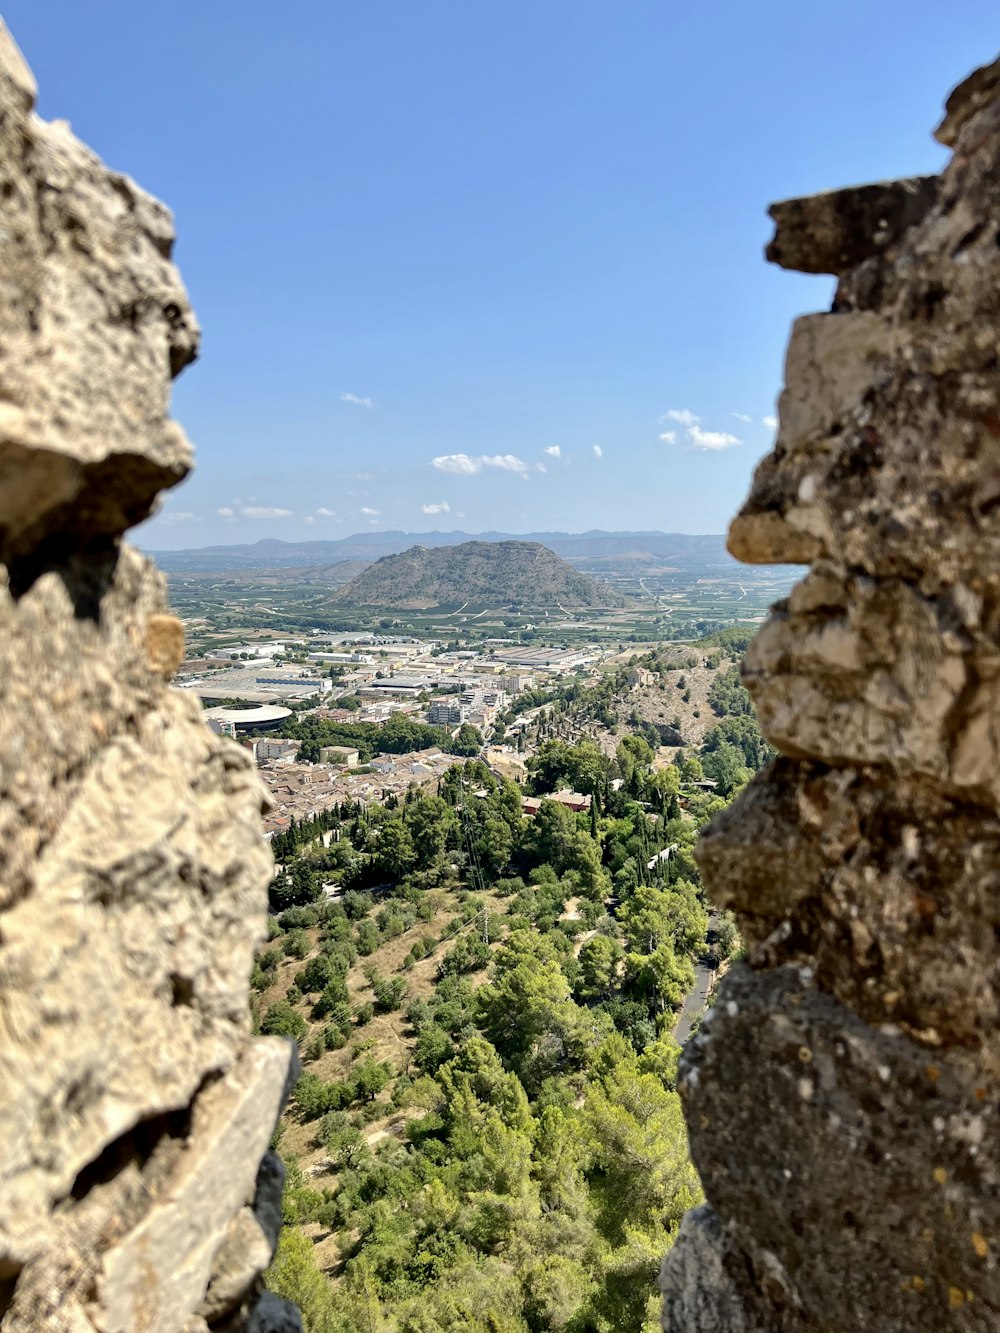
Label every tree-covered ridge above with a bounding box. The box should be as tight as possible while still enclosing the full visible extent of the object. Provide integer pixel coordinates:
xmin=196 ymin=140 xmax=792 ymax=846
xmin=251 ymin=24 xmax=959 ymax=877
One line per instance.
xmin=338 ymin=541 xmax=627 ymax=609
xmin=257 ymin=641 xmax=773 ymax=1331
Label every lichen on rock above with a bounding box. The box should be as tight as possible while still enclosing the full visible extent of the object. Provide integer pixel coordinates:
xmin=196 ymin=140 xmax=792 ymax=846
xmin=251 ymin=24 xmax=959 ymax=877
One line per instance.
xmin=0 ymin=23 xmax=296 ymax=1333
xmin=663 ymin=52 xmax=1000 ymax=1333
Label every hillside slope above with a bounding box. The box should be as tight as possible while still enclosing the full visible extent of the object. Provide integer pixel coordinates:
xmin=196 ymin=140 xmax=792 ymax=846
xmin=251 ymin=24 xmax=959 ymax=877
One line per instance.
xmin=338 ymin=540 xmax=628 ymax=608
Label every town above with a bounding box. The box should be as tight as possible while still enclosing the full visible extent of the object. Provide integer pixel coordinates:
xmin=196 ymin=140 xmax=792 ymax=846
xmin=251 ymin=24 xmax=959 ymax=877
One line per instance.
xmin=183 ymin=630 xmax=636 ymax=837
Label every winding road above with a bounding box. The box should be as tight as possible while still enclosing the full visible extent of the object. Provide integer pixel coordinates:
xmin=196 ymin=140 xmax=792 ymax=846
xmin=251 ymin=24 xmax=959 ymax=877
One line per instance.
xmin=673 ymin=909 xmax=719 ymax=1045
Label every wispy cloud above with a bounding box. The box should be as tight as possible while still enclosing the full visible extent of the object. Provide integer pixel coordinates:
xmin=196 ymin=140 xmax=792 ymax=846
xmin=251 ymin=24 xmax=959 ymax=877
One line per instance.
xmin=593 ymin=445 xmax=603 ymax=459
xmin=241 ymin=506 xmax=293 ymax=519
xmin=658 ymin=431 xmax=677 ymax=445
xmin=341 ymin=392 xmax=373 ymax=408
xmin=535 ymin=462 xmax=548 ymax=473
xmin=660 ymin=408 xmax=700 ymax=427
xmin=316 ymin=507 xmax=337 ymax=518
xmin=763 ymin=415 xmax=778 ymax=429
xmin=687 ymin=426 xmax=741 ymax=451
xmin=161 ymin=511 xmax=199 ymax=525
xmin=432 ymin=453 xmax=529 ymax=476
xmin=422 ymin=501 xmax=450 ymax=515
xmin=544 ymin=445 xmax=561 ymax=458
xmin=303 ymin=515 xmax=316 ymax=525
xmin=361 ymin=506 xmax=380 ymax=517
xmin=733 ymin=412 xmax=752 ymax=423
xmin=217 ymin=506 xmax=236 ymax=521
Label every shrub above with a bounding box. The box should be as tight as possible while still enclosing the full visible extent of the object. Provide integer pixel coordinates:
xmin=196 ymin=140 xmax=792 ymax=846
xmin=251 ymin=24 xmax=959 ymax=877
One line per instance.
xmin=260 ymin=1000 xmax=307 ymax=1040
xmin=284 ymin=929 xmax=310 ymax=960
xmin=279 ymin=905 xmax=320 ymax=931
xmin=373 ymin=976 xmax=408 ymax=1013
xmin=342 ymin=891 xmax=371 ymax=920
xmin=356 ymin=921 xmax=381 ymax=956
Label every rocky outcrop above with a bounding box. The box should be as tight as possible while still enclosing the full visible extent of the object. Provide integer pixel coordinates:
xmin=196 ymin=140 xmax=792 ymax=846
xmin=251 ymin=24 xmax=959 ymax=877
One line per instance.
xmin=662 ymin=55 xmax=1000 ymax=1332
xmin=0 ymin=25 xmax=297 ymax=1333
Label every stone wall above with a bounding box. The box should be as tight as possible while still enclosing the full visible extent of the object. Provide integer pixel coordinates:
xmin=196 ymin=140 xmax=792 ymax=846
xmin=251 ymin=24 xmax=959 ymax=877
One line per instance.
xmin=661 ymin=55 xmax=1000 ymax=1333
xmin=0 ymin=25 xmax=298 ymax=1333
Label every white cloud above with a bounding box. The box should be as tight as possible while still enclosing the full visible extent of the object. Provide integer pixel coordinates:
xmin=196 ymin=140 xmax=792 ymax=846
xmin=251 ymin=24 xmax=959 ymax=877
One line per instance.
xmin=432 ymin=453 xmax=529 ymax=476
xmin=535 ymin=462 xmax=548 ymax=473
xmin=341 ymin=392 xmax=373 ymax=408
xmin=733 ymin=412 xmax=752 ymax=423
xmin=432 ymin=454 xmax=480 ymax=476
xmin=161 ymin=511 xmax=199 ymax=525
xmin=544 ymin=445 xmax=561 ymax=458
xmin=303 ymin=515 xmax=316 ymax=525
xmin=361 ymin=506 xmax=380 ymax=517
xmin=658 ymin=431 xmax=677 ymax=445
xmin=660 ymin=408 xmax=700 ymax=427
xmin=316 ymin=507 xmax=337 ymax=518
xmin=422 ymin=501 xmax=450 ymax=515
xmin=217 ymin=506 xmax=236 ymax=520
xmin=593 ymin=444 xmax=603 ymax=459
xmin=688 ymin=426 xmax=742 ymax=451
xmin=475 ymin=454 xmax=529 ymax=475
xmin=763 ymin=414 xmax=778 ymax=429
xmin=241 ymin=506 xmax=293 ymax=519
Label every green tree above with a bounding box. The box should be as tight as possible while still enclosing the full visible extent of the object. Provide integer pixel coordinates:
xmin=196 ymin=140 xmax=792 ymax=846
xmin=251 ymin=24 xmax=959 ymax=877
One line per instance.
xmin=616 ymin=734 xmax=655 ymax=788
xmin=700 ymin=740 xmax=751 ymax=796
xmin=585 ymin=1065 xmax=701 ymax=1243
xmin=406 ymin=795 xmax=456 ymax=869
xmin=576 ymin=934 xmax=623 ymax=1001
xmin=476 ymin=933 xmax=573 ymax=1066
xmin=377 ymin=818 xmax=418 ymax=878
xmin=260 ymin=1000 xmax=307 ymax=1039
xmin=702 ymin=713 xmax=773 ymax=772
xmin=528 ymin=738 xmax=609 ymax=796
xmin=355 ymin=1056 xmax=393 ymax=1102
xmin=450 ymin=723 xmax=484 ymax=756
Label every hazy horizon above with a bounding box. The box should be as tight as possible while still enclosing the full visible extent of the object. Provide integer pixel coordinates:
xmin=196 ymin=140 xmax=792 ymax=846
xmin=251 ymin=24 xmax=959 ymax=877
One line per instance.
xmin=143 ymin=525 xmax=733 ymax=554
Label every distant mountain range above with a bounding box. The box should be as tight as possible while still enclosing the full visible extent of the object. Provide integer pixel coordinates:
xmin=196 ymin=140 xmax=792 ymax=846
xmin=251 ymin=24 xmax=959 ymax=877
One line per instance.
xmin=147 ymin=529 xmax=733 ymax=575
xmin=338 ymin=540 xmax=628 ymax=609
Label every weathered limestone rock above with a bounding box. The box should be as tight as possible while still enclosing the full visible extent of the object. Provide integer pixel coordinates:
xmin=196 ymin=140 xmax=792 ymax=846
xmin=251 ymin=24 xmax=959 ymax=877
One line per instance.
xmin=765 ymin=177 xmax=939 ymax=277
xmin=663 ymin=54 xmax=1000 ymax=1332
xmin=0 ymin=23 xmax=295 ymax=1332
xmin=0 ymin=24 xmax=196 ymax=565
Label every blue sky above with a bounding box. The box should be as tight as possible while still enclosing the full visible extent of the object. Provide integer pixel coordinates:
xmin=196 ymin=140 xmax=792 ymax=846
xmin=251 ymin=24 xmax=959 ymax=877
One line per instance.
xmin=8 ymin=2 xmax=998 ymax=547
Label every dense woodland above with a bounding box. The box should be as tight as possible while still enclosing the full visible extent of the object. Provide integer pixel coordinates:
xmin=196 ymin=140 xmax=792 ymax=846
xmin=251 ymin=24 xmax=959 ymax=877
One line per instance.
xmin=260 ymin=632 xmax=769 ymax=1331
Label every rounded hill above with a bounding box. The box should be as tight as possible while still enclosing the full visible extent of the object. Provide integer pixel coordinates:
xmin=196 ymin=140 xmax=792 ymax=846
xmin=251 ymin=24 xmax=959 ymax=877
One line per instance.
xmin=337 ymin=540 xmax=628 ymax=609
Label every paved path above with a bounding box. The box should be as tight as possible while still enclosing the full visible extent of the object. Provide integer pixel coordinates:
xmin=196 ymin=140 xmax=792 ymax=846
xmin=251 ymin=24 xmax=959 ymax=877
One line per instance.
xmin=673 ymin=909 xmax=719 ymax=1045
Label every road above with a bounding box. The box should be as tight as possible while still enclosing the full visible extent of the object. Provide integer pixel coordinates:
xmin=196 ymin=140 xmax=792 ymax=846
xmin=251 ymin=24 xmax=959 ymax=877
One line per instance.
xmin=673 ymin=909 xmax=719 ymax=1045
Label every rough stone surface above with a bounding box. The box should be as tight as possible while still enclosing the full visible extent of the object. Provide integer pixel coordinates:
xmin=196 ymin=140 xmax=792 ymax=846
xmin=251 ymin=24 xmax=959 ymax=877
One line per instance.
xmin=663 ymin=53 xmax=1000 ymax=1333
xmin=659 ymin=1206 xmax=760 ymax=1333
xmin=245 ymin=1294 xmax=304 ymax=1333
xmin=0 ymin=29 xmax=197 ymax=564
xmin=251 ymin=1151 xmax=287 ymax=1256
xmin=766 ymin=176 xmax=939 ymax=276
xmin=200 ymin=1209 xmax=275 ymax=1323
xmin=0 ymin=23 xmax=295 ymax=1332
